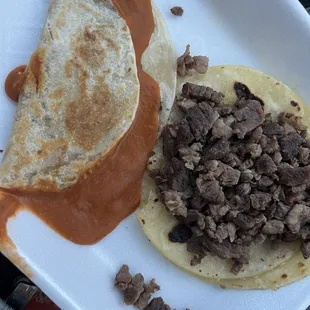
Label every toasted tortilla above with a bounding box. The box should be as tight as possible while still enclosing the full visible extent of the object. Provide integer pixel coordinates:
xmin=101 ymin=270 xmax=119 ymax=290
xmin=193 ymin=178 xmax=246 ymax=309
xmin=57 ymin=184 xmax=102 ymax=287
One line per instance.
xmin=137 ymin=65 xmax=310 ymax=288
xmin=0 ymin=0 xmax=176 ymax=191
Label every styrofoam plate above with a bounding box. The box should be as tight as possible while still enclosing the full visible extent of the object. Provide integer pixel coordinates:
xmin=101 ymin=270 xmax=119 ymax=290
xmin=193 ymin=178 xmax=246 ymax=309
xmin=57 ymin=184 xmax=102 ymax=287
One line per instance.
xmin=1 ymin=0 xmax=310 ymax=309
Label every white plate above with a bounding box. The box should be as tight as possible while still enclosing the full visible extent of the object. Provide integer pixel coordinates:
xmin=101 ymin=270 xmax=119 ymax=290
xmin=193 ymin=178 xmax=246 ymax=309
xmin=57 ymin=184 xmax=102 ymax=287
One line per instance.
xmin=1 ymin=0 xmax=310 ymax=309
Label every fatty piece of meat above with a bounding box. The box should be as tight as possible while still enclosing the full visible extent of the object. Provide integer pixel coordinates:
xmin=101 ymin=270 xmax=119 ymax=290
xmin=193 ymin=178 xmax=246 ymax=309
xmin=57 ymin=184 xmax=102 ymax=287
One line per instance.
xmin=182 ymin=82 xmax=225 ymax=104
xmin=196 ymin=178 xmax=225 ymax=204
xmin=246 ymin=143 xmax=262 ymax=158
xmin=285 ymin=204 xmax=310 ymax=234
xmin=212 ymin=118 xmax=233 ymax=139
xmin=124 ymin=273 xmax=144 ymax=305
xmin=278 ymin=166 xmax=310 ymax=187
xmin=163 ymin=190 xmax=187 ymax=217
xmin=115 ymin=265 xmax=132 ymax=291
xmin=179 ymin=144 xmax=202 ymax=170
xmin=204 ymin=138 xmax=230 ymax=160
xmin=255 ymin=154 xmax=277 ymax=175
xmin=279 ymin=132 xmax=304 ymax=160
xmin=262 ymin=220 xmax=284 ymax=234
xmin=192 ymin=56 xmax=209 ymax=74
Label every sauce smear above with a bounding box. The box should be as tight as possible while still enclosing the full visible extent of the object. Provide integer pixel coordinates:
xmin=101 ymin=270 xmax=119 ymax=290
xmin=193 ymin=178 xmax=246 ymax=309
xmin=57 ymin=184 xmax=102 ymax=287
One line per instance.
xmin=5 ymin=65 xmax=27 ymax=102
xmin=0 ymin=0 xmax=159 ymax=249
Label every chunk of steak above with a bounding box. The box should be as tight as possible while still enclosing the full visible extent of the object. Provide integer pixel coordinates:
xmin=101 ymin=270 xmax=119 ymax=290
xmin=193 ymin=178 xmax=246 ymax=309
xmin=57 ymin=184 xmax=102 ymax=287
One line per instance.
xmin=204 ymin=138 xmax=230 ymax=160
xmin=255 ymin=154 xmax=277 ymax=175
xmin=115 ymin=265 xmax=132 ymax=291
xmin=182 ymin=82 xmax=224 ymax=104
xmin=196 ymin=178 xmax=225 ymax=204
xmin=170 ymin=6 xmax=184 ymax=16
xmin=285 ymin=204 xmax=310 ymax=234
xmin=279 ymin=132 xmax=304 ymax=160
xmin=124 ymin=273 xmax=145 ymax=305
xmin=163 ymin=190 xmax=187 ymax=217
xmin=278 ymin=166 xmax=310 ymax=187
xmin=262 ymin=220 xmax=284 ymax=234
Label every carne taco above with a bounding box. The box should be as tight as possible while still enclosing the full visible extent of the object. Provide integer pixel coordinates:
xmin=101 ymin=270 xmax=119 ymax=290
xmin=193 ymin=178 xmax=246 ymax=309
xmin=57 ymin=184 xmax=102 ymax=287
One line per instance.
xmin=0 ymin=0 xmax=176 ymax=191
xmin=137 ymin=65 xmax=310 ymax=289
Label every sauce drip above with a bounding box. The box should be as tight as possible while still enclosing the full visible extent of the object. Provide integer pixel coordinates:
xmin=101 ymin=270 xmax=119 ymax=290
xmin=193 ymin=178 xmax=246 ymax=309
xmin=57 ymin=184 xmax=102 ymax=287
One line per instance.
xmin=0 ymin=0 xmax=159 ymax=249
xmin=5 ymin=65 xmax=27 ymax=102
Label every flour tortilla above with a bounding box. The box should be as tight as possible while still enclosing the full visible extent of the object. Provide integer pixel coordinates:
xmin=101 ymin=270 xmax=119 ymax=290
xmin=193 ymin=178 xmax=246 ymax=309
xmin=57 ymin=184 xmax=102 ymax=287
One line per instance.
xmin=0 ymin=0 xmax=176 ymax=191
xmin=137 ymin=65 xmax=310 ymax=288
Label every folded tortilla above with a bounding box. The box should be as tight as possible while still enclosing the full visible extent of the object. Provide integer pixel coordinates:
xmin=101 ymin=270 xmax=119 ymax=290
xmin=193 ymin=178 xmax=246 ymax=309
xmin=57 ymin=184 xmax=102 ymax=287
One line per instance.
xmin=0 ymin=0 xmax=176 ymax=191
xmin=137 ymin=66 xmax=310 ymax=289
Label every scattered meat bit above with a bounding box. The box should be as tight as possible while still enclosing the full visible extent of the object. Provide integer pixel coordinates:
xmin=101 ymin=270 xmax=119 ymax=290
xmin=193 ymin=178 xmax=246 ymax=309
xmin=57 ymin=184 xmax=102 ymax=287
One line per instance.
xmin=144 ymin=279 xmax=160 ymax=294
xmin=177 ymin=46 xmax=209 ymax=77
xmin=230 ymin=260 xmax=244 ymax=275
xmin=135 ymin=293 xmax=152 ymax=309
xmin=170 ymin=6 xmax=184 ymax=16
xmin=115 ymin=266 xmax=172 ymax=310
xmin=145 ymin=297 xmax=169 ymax=310
xmin=192 ymin=56 xmax=209 ymax=74
xmin=153 ymin=80 xmax=310 ymax=274
xmin=124 ymin=273 xmax=145 ymax=305
xmin=115 ymin=265 xmax=132 ymax=291
xmin=168 ymin=223 xmax=192 ymax=243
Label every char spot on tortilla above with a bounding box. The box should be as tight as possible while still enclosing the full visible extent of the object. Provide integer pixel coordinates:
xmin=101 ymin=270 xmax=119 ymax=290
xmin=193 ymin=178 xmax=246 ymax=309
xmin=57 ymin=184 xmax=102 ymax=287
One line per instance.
xmin=234 ymin=81 xmax=265 ymax=106
xmin=28 ymin=49 xmax=46 ymax=93
xmin=65 ymin=80 xmax=119 ymax=151
xmin=49 ymin=88 xmax=65 ymax=99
